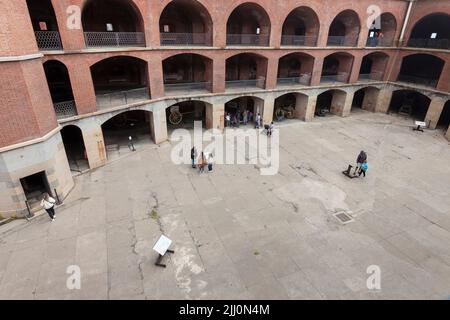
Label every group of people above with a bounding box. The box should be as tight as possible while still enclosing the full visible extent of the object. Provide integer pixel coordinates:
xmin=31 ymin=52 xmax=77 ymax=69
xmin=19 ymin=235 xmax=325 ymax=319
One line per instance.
xmin=225 ymin=110 xmax=263 ymax=129
xmin=191 ymin=147 xmax=214 ymax=173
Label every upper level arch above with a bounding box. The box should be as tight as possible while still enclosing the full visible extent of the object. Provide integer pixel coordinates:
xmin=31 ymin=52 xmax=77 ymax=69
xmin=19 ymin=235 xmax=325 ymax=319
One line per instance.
xmin=327 ymin=9 xmax=361 ymax=47
xmin=366 ymin=12 xmax=397 ymax=47
xmin=281 ymin=6 xmax=320 ymax=47
xmin=408 ymin=13 xmax=450 ymax=49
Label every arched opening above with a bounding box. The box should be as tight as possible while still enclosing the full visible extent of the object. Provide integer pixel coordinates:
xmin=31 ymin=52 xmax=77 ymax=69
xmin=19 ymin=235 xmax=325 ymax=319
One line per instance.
xmin=225 ymin=53 xmax=268 ymax=89
xmin=166 ymin=100 xmax=209 ymax=130
xmin=327 ymin=10 xmax=360 ymax=46
xmin=277 ymin=53 xmax=314 ymax=86
xmin=226 ymin=3 xmax=271 ymax=46
xmin=90 ymin=56 xmax=150 ymax=109
xmin=159 ymin=0 xmax=213 ymax=46
xmin=315 ymin=90 xmax=347 ymax=116
xmin=163 ymin=54 xmax=212 ymax=94
xmin=437 ymin=100 xmax=450 ymax=131
xmin=397 ymin=54 xmax=445 ymax=88
xmin=408 ymin=13 xmax=450 ymax=49
xmin=82 ymin=0 xmax=145 ymax=47
xmin=281 ymin=6 xmax=319 ymax=46
xmin=321 ymin=52 xmax=354 ymax=83
xmin=388 ymin=90 xmax=431 ymax=121
xmin=43 ymin=60 xmax=77 ymax=119
xmin=358 ymin=52 xmax=388 ymax=81
xmin=101 ymin=110 xmax=154 ymax=159
xmin=351 ymin=87 xmax=380 ymax=112
xmin=26 ymin=0 xmax=62 ymax=50
xmin=224 ymin=96 xmax=264 ymax=127
xmin=61 ymin=125 xmax=88 ymax=173
xmin=366 ymin=13 xmax=397 ymax=47
xmin=273 ymin=93 xmax=309 ymax=122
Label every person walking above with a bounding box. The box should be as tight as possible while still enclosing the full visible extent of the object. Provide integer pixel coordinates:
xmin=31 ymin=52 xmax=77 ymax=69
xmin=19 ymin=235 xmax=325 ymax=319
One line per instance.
xmin=354 ymin=150 xmax=367 ymax=175
xmin=207 ymin=154 xmax=214 ymax=173
xmin=198 ymin=152 xmax=207 ymax=173
xmin=242 ymin=110 xmax=248 ymax=125
xmin=248 ymin=111 xmax=253 ymax=123
xmin=128 ymin=136 xmax=136 ymax=151
xmin=255 ymin=113 xmax=261 ymax=129
xmin=41 ymin=193 xmax=57 ymax=221
xmin=225 ymin=113 xmax=231 ymax=127
xmin=190 ymin=146 xmax=197 ymax=168
xmin=358 ymin=161 xmax=368 ymax=177
xmin=267 ymin=122 xmax=274 ymax=137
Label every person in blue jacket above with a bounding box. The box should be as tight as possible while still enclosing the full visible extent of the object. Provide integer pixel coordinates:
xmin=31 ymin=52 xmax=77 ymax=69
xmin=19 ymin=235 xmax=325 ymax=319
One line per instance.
xmin=358 ymin=161 xmax=368 ymax=177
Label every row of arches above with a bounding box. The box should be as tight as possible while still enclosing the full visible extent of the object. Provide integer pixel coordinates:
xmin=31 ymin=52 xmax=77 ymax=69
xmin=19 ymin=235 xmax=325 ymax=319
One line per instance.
xmin=45 ymin=51 xmax=448 ymax=117
xmin=27 ymin=0 xmax=449 ymax=49
xmin=60 ymin=87 xmax=450 ymax=172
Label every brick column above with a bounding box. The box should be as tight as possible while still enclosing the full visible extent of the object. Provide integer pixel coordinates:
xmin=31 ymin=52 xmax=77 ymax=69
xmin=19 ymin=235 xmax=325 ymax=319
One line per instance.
xmin=437 ymin=61 xmax=450 ymax=92
xmin=68 ymin=60 xmax=96 ymax=114
xmin=446 ymin=127 xmax=450 ymax=141
xmin=148 ymin=58 xmax=164 ymax=98
xmin=206 ymin=103 xmax=225 ymax=131
xmin=317 ymin=24 xmax=329 ymax=47
xmin=265 ymin=57 xmax=279 ymax=89
xmin=341 ymin=91 xmax=355 ymax=117
xmin=212 ymin=57 xmax=225 ymax=93
xmin=424 ymin=97 xmax=446 ymax=129
xmin=295 ymin=94 xmax=315 ymax=122
xmin=52 ymin=0 xmax=86 ymax=51
xmin=374 ymin=88 xmax=393 ymax=113
xmin=310 ymin=57 xmax=324 ymax=86
xmin=82 ymin=125 xmax=107 ymax=169
xmin=151 ymin=108 xmax=168 ymax=144
xmin=330 ymin=90 xmax=353 ymax=117
xmin=262 ymin=95 xmax=274 ymax=124
xmin=349 ymin=55 xmax=363 ymax=84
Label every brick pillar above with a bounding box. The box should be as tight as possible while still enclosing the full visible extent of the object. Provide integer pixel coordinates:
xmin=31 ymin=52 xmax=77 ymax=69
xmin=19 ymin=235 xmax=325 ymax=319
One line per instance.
xmin=82 ymin=125 xmax=107 ymax=169
xmin=357 ymin=28 xmax=369 ymax=48
xmin=206 ymin=103 xmax=225 ymax=131
xmin=310 ymin=57 xmax=324 ymax=86
xmin=424 ymin=97 xmax=446 ymax=129
xmin=262 ymin=96 xmax=274 ymax=124
xmin=52 ymin=0 xmax=86 ymax=51
xmin=437 ymin=61 xmax=450 ymax=92
xmin=317 ymin=24 xmax=328 ymax=47
xmin=212 ymin=57 xmax=225 ymax=93
xmin=330 ymin=90 xmax=353 ymax=117
xmin=446 ymin=127 xmax=450 ymax=141
xmin=374 ymin=88 xmax=393 ymax=113
xmin=68 ymin=60 xmax=96 ymax=114
xmin=148 ymin=58 xmax=164 ymax=98
xmin=151 ymin=108 xmax=168 ymax=144
xmin=265 ymin=57 xmax=279 ymax=89
xmin=294 ymin=94 xmax=314 ymax=122
xmin=349 ymin=55 xmax=363 ymax=84
xmin=341 ymin=91 xmax=355 ymax=117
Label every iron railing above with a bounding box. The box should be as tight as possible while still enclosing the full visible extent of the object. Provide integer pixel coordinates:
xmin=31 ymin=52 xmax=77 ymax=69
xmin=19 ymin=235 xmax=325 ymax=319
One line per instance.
xmin=225 ymin=78 xmax=266 ymax=89
xmin=277 ymin=73 xmax=312 ymax=86
xmin=397 ymin=75 xmax=439 ymax=88
xmin=226 ymin=34 xmax=270 ymax=46
xmin=366 ymin=37 xmax=395 ymax=47
xmin=320 ymin=73 xmax=350 ymax=83
xmin=327 ymin=36 xmax=358 ymax=47
xmin=54 ymin=100 xmax=77 ymax=119
xmin=407 ymin=38 xmax=450 ymax=50
xmin=358 ymin=72 xmax=384 ymax=82
xmin=160 ymin=33 xmax=208 ymax=46
xmin=164 ymin=82 xmax=210 ymax=92
xmin=84 ymin=32 xmax=145 ymax=48
xmin=35 ymin=31 xmax=63 ymax=50
xmin=96 ymin=87 xmax=150 ymax=109
xmin=280 ymin=35 xmax=318 ymax=46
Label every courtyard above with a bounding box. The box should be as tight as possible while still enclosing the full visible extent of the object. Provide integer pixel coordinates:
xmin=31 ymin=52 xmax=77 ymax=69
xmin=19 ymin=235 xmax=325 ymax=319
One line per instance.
xmin=1 ymin=111 xmax=450 ymax=300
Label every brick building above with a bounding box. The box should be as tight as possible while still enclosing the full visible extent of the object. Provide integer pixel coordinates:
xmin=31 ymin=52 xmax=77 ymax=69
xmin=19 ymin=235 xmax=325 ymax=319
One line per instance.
xmin=0 ymin=0 xmax=449 ymax=217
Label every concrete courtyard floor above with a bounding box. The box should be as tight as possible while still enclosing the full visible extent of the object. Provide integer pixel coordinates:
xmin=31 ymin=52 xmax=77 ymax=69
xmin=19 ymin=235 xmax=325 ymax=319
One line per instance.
xmin=1 ymin=110 xmax=450 ymax=300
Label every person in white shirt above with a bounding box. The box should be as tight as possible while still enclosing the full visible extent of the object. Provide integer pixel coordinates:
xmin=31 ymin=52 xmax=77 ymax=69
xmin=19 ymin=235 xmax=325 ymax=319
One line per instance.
xmin=41 ymin=193 xmax=56 ymax=221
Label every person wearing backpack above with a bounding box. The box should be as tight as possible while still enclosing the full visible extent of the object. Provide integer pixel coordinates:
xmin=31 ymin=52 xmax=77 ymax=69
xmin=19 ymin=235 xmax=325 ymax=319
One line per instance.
xmin=358 ymin=161 xmax=368 ymax=178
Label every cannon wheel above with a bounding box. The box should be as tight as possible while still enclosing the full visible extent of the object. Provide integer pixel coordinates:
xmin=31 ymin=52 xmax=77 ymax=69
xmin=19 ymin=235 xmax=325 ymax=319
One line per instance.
xmin=169 ymin=110 xmax=183 ymax=125
xmin=284 ymin=106 xmax=295 ymax=119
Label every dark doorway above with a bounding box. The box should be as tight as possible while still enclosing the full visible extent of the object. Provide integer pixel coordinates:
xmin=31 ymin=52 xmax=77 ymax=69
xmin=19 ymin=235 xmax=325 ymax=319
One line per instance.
xmin=388 ymin=90 xmax=431 ymax=120
xmin=20 ymin=171 xmax=51 ymax=205
xmin=166 ymin=101 xmax=207 ymax=130
xmin=61 ymin=125 xmax=88 ymax=173
xmin=437 ymin=101 xmax=450 ymax=130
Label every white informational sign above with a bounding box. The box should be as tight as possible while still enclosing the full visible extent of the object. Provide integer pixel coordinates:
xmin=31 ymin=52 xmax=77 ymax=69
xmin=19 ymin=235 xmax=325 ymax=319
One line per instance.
xmin=153 ymin=235 xmax=172 ymax=256
xmin=415 ymin=121 xmax=426 ymax=127
xmin=430 ymin=33 xmax=437 ymax=39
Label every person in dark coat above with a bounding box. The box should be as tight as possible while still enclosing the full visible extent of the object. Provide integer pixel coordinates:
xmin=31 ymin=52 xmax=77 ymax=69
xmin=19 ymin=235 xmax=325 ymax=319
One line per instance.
xmin=191 ymin=146 xmax=197 ymax=168
xmin=354 ymin=150 xmax=367 ymax=175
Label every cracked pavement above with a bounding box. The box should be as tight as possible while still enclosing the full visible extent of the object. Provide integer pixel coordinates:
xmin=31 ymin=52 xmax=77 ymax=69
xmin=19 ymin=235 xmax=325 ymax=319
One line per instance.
xmin=1 ymin=111 xmax=450 ymax=299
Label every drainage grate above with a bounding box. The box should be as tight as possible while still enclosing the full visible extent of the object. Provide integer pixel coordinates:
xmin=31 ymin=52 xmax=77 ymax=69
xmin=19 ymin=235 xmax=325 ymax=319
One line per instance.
xmin=333 ymin=211 xmax=354 ymax=224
